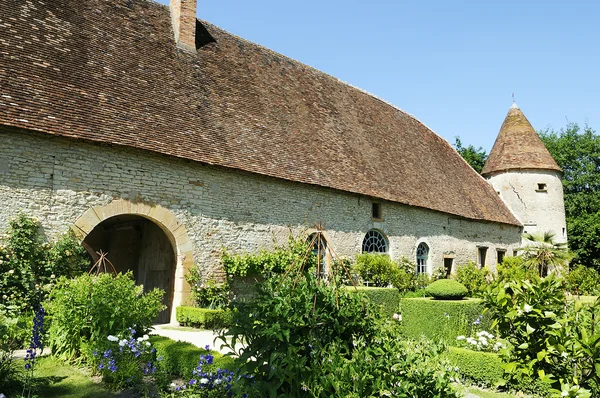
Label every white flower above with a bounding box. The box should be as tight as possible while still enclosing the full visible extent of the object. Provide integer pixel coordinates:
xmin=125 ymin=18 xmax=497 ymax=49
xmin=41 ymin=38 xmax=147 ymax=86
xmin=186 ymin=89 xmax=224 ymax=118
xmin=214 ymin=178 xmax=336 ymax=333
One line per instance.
xmin=200 ymin=378 xmax=209 ymax=385
xmin=107 ymin=335 xmax=119 ymax=342
xmin=456 ymin=335 xmax=466 ymax=341
xmin=142 ymin=334 xmax=149 ymax=341
xmin=119 ymin=339 xmax=127 ymax=347
xmin=561 ymin=391 xmax=569 ymax=397
xmin=524 ymin=304 xmax=533 ymax=313
xmin=214 ymin=379 xmax=222 ymax=385
xmin=50 ymin=274 xmax=55 ymax=279
xmin=145 ymin=341 xmax=151 ymax=346
xmin=8 ymin=269 xmax=14 ymax=274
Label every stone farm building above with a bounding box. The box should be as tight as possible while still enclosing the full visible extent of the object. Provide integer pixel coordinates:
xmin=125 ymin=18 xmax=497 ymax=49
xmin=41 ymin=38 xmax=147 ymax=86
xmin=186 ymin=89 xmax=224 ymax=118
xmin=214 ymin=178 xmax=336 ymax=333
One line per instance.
xmin=0 ymin=0 xmax=566 ymax=322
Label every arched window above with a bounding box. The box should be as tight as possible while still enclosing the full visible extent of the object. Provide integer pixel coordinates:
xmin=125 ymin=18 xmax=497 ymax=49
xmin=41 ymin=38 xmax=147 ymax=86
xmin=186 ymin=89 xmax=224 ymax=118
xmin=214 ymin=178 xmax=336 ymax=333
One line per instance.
xmin=416 ymin=243 xmax=429 ymax=275
xmin=362 ymin=230 xmax=388 ymax=253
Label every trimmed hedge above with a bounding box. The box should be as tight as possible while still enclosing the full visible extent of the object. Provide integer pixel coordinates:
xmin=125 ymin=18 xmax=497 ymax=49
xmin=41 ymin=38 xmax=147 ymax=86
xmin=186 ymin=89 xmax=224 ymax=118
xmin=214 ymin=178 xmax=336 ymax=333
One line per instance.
xmin=445 ymin=347 xmax=505 ymax=387
xmin=149 ymin=335 xmax=236 ymax=378
xmin=347 ymin=286 xmax=401 ymax=316
xmin=426 ymin=279 xmax=468 ymax=300
xmin=400 ymin=297 xmax=491 ymax=341
xmin=176 ymin=306 xmax=233 ymax=329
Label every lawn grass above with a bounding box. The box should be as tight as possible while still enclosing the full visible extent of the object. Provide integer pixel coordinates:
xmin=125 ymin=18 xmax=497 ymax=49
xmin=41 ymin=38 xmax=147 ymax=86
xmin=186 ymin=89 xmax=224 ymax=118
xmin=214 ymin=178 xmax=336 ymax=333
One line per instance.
xmin=6 ymin=355 xmax=118 ymax=398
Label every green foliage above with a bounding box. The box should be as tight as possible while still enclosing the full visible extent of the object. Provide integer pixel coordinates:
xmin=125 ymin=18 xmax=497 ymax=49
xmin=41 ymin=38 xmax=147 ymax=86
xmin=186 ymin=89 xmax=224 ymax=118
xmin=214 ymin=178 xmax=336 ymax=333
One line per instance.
xmin=566 ymin=265 xmax=600 ymax=296
xmin=400 ymin=297 xmax=491 ymax=342
xmin=176 ymin=306 xmax=233 ymax=329
xmin=222 ymin=235 xmax=316 ymax=280
xmin=88 ymin=328 xmax=159 ymax=391
xmin=149 ymin=336 xmax=235 ymax=379
xmin=445 ymin=346 xmax=505 ymax=387
xmin=521 ymin=231 xmax=572 ymax=276
xmin=308 ymin=335 xmax=459 ymax=397
xmin=0 ymin=315 xmax=29 ymax=390
xmin=454 ymin=262 xmax=489 ymax=297
xmin=47 ymin=272 xmax=165 ymax=361
xmin=454 ymin=136 xmax=488 ymax=173
xmin=496 ymin=256 xmax=539 ymax=284
xmin=348 ymin=287 xmax=401 ymax=317
xmin=353 ymin=253 xmax=415 ymax=290
xmin=426 ymin=279 xmax=469 ymax=300
xmin=0 ymin=214 xmax=89 ymax=317
xmin=539 ymin=124 xmax=600 ymax=270
xmin=219 ymin=272 xmax=383 ymax=396
xmin=186 ymin=265 xmax=230 ymax=309
xmin=482 ymin=274 xmax=600 ymax=394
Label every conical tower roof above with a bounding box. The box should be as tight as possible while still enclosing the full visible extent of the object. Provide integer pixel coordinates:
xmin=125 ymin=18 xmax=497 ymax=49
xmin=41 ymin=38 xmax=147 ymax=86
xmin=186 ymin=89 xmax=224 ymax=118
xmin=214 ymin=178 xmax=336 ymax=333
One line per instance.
xmin=482 ymin=103 xmax=561 ymax=176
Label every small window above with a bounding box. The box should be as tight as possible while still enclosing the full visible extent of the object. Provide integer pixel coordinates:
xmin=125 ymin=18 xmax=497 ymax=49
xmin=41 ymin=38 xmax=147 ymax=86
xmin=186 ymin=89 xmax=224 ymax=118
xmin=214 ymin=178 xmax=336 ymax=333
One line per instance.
xmin=562 ymin=227 xmax=566 ymax=237
xmin=443 ymin=257 xmax=454 ymax=277
xmin=372 ymin=202 xmax=382 ymax=220
xmin=416 ymin=242 xmax=429 ymax=275
xmin=536 ymin=183 xmax=547 ymax=192
xmin=362 ymin=230 xmax=388 ymax=253
xmin=497 ymin=249 xmax=506 ymax=264
xmin=477 ymin=247 xmax=488 ymax=267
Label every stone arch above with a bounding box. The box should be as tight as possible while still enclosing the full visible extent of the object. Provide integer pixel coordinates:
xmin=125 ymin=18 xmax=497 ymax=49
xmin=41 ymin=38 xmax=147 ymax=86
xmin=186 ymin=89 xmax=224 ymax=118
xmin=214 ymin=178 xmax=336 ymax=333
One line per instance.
xmin=71 ymin=199 xmax=193 ymax=324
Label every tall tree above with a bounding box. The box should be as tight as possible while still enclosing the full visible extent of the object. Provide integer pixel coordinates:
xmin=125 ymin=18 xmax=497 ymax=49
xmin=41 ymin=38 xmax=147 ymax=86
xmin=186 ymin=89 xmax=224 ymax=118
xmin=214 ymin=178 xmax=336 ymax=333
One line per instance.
xmin=453 ymin=137 xmax=488 ymax=173
xmin=521 ymin=231 xmax=572 ymax=277
xmin=539 ymin=123 xmax=600 ymax=269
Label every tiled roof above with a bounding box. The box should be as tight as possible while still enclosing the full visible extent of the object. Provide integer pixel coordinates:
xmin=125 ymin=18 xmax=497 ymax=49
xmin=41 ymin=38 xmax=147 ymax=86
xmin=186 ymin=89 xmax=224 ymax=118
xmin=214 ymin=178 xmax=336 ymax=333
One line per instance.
xmin=482 ymin=104 xmax=561 ymax=176
xmin=0 ymin=0 xmax=520 ymax=226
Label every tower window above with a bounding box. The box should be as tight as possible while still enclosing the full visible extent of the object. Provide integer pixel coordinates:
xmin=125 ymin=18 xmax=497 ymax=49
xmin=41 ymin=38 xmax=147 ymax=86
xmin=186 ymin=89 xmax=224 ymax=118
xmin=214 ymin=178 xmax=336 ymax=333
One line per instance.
xmin=536 ymin=183 xmax=547 ymax=192
xmin=372 ymin=202 xmax=382 ymax=220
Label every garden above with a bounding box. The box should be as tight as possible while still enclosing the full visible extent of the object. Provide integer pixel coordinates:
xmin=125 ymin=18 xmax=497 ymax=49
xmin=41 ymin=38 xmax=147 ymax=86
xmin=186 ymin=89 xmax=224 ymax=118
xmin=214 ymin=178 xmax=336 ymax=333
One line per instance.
xmin=1 ymin=214 xmax=600 ymax=397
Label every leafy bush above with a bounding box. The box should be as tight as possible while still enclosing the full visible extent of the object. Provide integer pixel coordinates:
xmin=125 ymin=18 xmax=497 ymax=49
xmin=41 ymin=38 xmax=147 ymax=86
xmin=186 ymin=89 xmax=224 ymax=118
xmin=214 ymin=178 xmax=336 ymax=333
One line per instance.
xmin=219 ymin=272 xmax=383 ymax=396
xmin=0 ymin=314 xmax=29 ymax=390
xmin=566 ymin=265 xmax=600 ymax=295
xmin=308 ymin=335 xmax=459 ymax=397
xmin=149 ymin=336 xmax=235 ymax=378
xmin=353 ymin=253 xmax=415 ymax=289
xmin=0 ymin=214 xmax=89 ymax=316
xmin=400 ymin=297 xmax=490 ymax=342
xmin=483 ymin=273 xmax=600 ymax=394
xmin=89 ymin=328 xmax=159 ymax=391
xmin=426 ymin=279 xmax=468 ymax=300
xmin=186 ymin=266 xmax=230 ymax=309
xmin=176 ymin=306 xmax=233 ymax=330
xmin=47 ymin=272 xmax=165 ymax=361
xmin=348 ymin=287 xmax=401 ymax=317
xmin=495 ymin=256 xmax=539 ymax=284
xmin=445 ymin=346 xmax=505 ymax=388
xmin=454 ymin=262 xmax=489 ymax=296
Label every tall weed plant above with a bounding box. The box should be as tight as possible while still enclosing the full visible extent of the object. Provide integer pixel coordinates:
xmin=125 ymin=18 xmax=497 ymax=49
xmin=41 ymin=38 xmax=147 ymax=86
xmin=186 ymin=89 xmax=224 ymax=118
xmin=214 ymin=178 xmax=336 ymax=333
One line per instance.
xmin=47 ymin=272 xmax=165 ymax=361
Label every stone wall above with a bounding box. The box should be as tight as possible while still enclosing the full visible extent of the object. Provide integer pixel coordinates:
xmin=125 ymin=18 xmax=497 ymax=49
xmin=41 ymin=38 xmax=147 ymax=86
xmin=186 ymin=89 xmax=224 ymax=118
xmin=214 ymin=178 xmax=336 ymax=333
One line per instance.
xmin=0 ymin=129 xmax=522 ymax=314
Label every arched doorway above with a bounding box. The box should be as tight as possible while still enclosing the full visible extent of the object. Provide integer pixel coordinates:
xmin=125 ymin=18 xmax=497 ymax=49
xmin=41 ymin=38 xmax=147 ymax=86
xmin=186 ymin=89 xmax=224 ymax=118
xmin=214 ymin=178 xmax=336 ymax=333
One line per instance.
xmin=72 ymin=199 xmax=195 ymax=324
xmin=83 ymin=215 xmax=175 ymax=324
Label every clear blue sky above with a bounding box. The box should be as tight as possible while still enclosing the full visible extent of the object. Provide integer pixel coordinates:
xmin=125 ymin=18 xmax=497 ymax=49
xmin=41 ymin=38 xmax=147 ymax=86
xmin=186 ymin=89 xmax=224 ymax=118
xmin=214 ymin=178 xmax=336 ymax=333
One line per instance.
xmin=156 ymin=0 xmax=599 ymax=152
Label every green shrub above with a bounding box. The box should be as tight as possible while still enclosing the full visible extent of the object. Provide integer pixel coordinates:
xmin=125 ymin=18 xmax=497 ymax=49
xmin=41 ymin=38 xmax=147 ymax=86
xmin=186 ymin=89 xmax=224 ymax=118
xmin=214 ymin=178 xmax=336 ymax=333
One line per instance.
xmin=567 ymin=265 xmax=600 ymax=295
xmin=445 ymin=346 xmax=505 ymax=387
xmin=426 ymin=279 xmax=468 ymax=300
xmin=220 ymin=272 xmax=384 ymax=396
xmin=176 ymin=306 xmax=233 ymax=329
xmin=47 ymin=272 xmax=165 ymax=361
xmin=495 ymin=256 xmax=539 ymax=283
xmin=400 ymin=297 xmax=490 ymax=342
xmin=347 ymin=287 xmax=401 ymax=317
xmin=149 ymin=336 xmax=236 ymax=378
xmin=454 ymin=262 xmax=489 ymax=296
xmin=353 ymin=253 xmax=415 ymax=290
xmin=0 ymin=214 xmax=89 ymax=317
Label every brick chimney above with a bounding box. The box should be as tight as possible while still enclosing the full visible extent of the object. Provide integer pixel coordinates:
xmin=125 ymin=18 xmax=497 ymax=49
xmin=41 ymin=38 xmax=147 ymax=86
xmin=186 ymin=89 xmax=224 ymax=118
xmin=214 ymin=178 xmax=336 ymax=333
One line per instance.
xmin=170 ymin=0 xmax=197 ymax=53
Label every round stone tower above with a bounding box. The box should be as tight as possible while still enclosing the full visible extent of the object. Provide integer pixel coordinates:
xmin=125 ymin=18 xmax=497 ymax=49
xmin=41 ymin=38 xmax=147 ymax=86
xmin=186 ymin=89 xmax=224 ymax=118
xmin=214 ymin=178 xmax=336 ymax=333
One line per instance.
xmin=482 ymin=103 xmax=567 ymax=244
